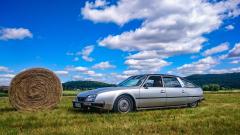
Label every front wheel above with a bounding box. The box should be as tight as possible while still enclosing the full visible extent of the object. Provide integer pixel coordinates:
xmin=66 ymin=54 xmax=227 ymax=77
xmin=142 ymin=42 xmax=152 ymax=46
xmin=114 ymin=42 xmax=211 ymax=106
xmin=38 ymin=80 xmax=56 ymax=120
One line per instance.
xmin=188 ymin=101 xmax=198 ymax=108
xmin=113 ymin=95 xmax=133 ymax=113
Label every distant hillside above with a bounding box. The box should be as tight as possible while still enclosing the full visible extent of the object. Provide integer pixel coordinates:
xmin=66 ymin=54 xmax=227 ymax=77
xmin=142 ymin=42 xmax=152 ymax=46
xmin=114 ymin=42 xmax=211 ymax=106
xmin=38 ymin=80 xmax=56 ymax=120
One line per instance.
xmin=2 ymin=73 xmax=240 ymax=91
xmin=62 ymin=81 xmax=116 ymax=90
xmin=0 ymin=86 xmax=9 ymax=93
xmin=185 ymin=72 xmax=240 ymax=89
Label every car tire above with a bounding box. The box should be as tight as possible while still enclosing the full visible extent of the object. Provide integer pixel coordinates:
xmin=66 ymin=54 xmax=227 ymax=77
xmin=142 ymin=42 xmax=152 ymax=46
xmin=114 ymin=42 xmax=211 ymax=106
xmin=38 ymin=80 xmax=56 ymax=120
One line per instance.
xmin=81 ymin=106 xmax=89 ymax=111
xmin=188 ymin=101 xmax=198 ymax=108
xmin=113 ymin=95 xmax=133 ymax=113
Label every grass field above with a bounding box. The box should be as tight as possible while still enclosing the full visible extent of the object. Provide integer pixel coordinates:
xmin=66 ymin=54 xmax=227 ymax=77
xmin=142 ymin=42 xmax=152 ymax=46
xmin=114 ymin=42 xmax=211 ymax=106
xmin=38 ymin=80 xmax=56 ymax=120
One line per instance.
xmin=0 ymin=90 xmax=82 ymax=97
xmin=0 ymin=92 xmax=239 ymax=135
xmin=0 ymin=92 xmax=7 ymax=97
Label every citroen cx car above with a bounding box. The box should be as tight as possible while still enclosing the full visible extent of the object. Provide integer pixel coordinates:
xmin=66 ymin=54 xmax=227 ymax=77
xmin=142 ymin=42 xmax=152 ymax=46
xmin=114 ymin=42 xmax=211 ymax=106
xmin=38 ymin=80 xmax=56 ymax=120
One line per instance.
xmin=73 ymin=74 xmax=204 ymax=113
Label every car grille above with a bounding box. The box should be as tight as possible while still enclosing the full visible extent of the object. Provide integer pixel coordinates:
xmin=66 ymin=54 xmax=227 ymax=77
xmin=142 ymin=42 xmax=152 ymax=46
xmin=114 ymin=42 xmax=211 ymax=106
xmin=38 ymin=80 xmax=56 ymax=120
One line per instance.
xmin=78 ymin=97 xmax=86 ymax=102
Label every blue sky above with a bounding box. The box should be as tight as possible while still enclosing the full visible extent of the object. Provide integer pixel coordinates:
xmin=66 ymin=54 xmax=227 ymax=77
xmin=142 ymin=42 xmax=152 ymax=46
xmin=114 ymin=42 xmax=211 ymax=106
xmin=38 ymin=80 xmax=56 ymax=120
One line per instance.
xmin=0 ymin=0 xmax=240 ymax=85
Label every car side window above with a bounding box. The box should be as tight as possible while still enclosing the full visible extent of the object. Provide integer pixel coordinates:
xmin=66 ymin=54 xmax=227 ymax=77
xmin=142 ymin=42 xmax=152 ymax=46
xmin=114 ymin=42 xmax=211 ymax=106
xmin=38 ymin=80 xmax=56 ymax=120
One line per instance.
xmin=144 ymin=76 xmax=163 ymax=87
xmin=181 ymin=78 xmax=197 ymax=88
xmin=163 ymin=77 xmax=182 ymax=88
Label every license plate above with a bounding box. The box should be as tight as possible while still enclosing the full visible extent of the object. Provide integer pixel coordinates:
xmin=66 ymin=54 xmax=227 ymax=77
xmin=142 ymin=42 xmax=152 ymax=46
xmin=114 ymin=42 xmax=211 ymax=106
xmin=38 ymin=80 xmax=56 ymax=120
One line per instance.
xmin=75 ymin=102 xmax=81 ymax=108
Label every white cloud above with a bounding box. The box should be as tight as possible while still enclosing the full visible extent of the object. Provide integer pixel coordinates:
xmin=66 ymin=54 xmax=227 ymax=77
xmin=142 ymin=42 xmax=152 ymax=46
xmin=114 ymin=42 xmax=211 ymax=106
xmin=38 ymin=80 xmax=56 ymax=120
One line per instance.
xmin=209 ymin=67 xmax=240 ymax=74
xmin=66 ymin=66 xmax=103 ymax=78
xmin=176 ymin=56 xmax=218 ymax=75
xmin=125 ymin=51 xmax=171 ymax=74
xmin=108 ymin=73 xmax=129 ymax=83
xmin=214 ymin=0 xmax=240 ymax=18
xmin=227 ymin=43 xmax=240 ymax=58
xmin=54 ymin=70 xmax=69 ymax=76
xmin=0 ymin=28 xmax=32 ymax=40
xmin=202 ymin=42 xmax=229 ymax=56
xmin=72 ymin=75 xmax=84 ymax=81
xmin=70 ymin=71 xmax=132 ymax=84
xmin=230 ymin=59 xmax=240 ymax=64
xmin=71 ymin=72 xmax=104 ymax=82
xmin=0 ymin=66 xmax=11 ymax=72
xmin=94 ymin=0 xmax=108 ymax=7
xmin=225 ymin=24 xmax=235 ymax=30
xmin=92 ymin=61 xmax=115 ymax=69
xmin=82 ymin=0 xmax=240 ymax=58
xmin=82 ymin=0 xmax=137 ymax=25
xmin=85 ymin=70 xmax=103 ymax=77
xmin=123 ymin=70 xmax=140 ymax=75
xmin=127 ymin=51 xmax=167 ymax=60
xmin=0 ymin=74 xmax=15 ymax=86
xmin=77 ymin=45 xmax=94 ymax=62
xmin=81 ymin=0 xmax=240 ymax=75
xmin=125 ymin=58 xmax=170 ymax=73
xmin=66 ymin=66 xmax=89 ymax=72
xmin=0 ymin=74 xmax=15 ymax=78
xmin=72 ymin=75 xmax=99 ymax=81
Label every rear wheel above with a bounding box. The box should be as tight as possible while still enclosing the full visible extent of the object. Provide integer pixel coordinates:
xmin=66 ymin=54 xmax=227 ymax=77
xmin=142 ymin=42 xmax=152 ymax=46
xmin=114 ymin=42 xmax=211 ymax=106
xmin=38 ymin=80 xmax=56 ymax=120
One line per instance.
xmin=188 ymin=101 xmax=198 ymax=108
xmin=113 ymin=95 xmax=133 ymax=113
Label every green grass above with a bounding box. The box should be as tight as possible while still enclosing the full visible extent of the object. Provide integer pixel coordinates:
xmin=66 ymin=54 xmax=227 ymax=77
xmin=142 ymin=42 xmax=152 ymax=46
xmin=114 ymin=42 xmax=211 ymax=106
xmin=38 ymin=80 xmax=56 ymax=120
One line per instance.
xmin=0 ymin=93 xmax=239 ymax=135
xmin=0 ymin=89 xmax=238 ymax=97
xmin=0 ymin=90 xmax=82 ymax=97
xmin=62 ymin=90 xmax=83 ymax=96
xmin=0 ymin=92 xmax=7 ymax=97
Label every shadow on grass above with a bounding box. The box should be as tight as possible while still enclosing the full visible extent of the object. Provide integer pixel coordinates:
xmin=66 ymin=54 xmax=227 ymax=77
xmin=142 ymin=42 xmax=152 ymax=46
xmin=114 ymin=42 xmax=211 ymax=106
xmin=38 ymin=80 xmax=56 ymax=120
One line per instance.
xmin=67 ymin=107 xmax=112 ymax=114
xmin=0 ymin=107 xmax=16 ymax=112
xmin=67 ymin=105 xmax=192 ymax=115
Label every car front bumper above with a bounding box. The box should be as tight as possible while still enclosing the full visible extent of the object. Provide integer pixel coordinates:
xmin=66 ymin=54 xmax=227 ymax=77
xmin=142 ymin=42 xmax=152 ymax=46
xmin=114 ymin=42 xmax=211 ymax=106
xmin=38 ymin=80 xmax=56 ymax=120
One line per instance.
xmin=72 ymin=100 xmax=105 ymax=109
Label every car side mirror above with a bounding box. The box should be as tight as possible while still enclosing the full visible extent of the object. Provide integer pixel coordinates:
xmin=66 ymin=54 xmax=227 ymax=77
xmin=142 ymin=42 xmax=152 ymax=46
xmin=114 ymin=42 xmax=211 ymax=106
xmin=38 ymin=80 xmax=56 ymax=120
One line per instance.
xmin=143 ymin=84 xmax=148 ymax=89
xmin=143 ymin=83 xmax=151 ymax=89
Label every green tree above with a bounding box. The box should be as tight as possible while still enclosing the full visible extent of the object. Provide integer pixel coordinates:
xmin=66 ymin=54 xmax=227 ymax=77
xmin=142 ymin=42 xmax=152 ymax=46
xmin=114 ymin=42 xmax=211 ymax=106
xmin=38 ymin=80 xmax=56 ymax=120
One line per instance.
xmin=203 ymin=85 xmax=209 ymax=91
xmin=202 ymin=84 xmax=220 ymax=91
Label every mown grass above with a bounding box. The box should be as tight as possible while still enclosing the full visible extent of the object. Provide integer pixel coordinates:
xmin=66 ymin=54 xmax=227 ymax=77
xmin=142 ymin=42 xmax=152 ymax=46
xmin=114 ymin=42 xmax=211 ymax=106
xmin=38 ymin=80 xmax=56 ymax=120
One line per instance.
xmin=0 ymin=92 xmax=7 ymax=97
xmin=0 ymin=90 xmax=82 ymax=97
xmin=0 ymin=93 xmax=239 ymax=135
xmin=62 ymin=90 xmax=83 ymax=96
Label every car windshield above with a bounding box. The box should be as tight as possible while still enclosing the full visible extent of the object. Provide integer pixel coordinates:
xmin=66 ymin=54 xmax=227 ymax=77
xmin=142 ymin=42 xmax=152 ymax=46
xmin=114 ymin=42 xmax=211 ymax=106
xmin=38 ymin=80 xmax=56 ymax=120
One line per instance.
xmin=118 ymin=75 xmax=146 ymax=87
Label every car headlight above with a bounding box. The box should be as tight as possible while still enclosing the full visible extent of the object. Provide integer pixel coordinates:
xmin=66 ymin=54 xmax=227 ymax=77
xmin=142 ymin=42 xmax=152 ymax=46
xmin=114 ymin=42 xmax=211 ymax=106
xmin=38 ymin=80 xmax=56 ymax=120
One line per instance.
xmin=85 ymin=94 xmax=97 ymax=102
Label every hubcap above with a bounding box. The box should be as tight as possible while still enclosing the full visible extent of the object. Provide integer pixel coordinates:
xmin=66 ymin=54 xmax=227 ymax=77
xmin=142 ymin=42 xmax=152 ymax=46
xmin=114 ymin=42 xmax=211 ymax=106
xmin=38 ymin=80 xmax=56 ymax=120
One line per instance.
xmin=118 ymin=98 xmax=130 ymax=112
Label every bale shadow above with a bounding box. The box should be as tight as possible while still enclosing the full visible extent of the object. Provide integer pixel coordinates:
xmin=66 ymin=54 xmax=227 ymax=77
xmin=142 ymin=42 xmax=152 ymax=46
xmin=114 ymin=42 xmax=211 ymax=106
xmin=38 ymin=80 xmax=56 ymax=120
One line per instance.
xmin=0 ymin=107 xmax=16 ymax=112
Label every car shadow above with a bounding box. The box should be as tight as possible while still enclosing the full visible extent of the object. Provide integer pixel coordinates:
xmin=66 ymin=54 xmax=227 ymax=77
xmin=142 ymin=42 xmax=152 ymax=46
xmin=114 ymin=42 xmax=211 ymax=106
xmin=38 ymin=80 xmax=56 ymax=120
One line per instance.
xmin=67 ymin=105 xmax=193 ymax=114
xmin=137 ymin=105 xmax=191 ymax=112
xmin=67 ymin=107 xmax=112 ymax=114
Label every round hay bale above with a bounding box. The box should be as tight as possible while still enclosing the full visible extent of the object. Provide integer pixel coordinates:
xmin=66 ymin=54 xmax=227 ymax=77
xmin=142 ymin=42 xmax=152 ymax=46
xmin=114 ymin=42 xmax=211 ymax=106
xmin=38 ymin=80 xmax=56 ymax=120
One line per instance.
xmin=9 ymin=68 xmax=62 ymax=111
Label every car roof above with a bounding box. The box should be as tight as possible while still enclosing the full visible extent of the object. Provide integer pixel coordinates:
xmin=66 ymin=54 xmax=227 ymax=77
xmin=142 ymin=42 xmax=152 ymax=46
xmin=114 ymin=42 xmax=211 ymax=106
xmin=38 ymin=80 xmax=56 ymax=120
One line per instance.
xmin=134 ymin=74 xmax=181 ymax=78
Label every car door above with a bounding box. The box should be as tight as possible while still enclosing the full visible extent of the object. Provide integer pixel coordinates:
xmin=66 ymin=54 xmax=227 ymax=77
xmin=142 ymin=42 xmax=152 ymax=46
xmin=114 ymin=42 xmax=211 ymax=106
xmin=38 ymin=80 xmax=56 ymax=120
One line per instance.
xmin=179 ymin=78 xmax=200 ymax=104
xmin=162 ymin=76 xmax=188 ymax=106
xmin=138 ymin=75 xmax=166 ymax=108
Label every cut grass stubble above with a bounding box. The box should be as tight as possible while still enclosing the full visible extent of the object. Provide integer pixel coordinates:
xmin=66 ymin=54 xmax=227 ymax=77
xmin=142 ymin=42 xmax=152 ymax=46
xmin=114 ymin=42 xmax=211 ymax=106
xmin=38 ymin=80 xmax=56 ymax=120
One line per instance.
xmin=0 ymin=92 xmax=239 ymax=135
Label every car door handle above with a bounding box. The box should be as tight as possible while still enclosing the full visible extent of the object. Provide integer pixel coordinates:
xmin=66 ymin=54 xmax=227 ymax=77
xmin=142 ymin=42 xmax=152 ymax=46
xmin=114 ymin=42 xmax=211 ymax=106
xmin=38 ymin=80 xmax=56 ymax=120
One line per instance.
xmin=182 ymin=90 xmax=185 ymax=93
xmin=160 ymin=90 xmax=165 ymax=93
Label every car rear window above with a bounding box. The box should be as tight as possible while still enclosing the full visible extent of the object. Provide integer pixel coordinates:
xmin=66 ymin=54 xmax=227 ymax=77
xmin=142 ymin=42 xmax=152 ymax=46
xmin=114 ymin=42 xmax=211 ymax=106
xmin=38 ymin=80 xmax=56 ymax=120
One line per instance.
xmin=181 ymin=78 xmax=198 ymax=88
xmin=162 ymin=77 xmax=182 ymax=88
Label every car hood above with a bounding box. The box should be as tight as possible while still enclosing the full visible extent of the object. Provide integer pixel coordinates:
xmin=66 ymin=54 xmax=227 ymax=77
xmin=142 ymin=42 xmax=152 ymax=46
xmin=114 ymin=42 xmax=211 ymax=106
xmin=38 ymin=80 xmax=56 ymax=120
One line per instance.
xmin=77 ymin=87 xmax=138 ymax=97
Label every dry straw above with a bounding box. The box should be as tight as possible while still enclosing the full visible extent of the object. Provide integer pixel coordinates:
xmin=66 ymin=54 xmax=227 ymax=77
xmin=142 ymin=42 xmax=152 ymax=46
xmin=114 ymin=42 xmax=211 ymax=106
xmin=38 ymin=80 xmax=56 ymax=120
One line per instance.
xmin=9 ymin=68 xmax=62 ymax=111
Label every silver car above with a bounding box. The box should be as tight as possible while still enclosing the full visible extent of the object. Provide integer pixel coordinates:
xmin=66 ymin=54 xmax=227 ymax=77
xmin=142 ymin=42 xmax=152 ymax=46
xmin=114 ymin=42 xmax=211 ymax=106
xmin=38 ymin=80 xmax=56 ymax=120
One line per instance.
xmin=73 ymin=74 xmax=204 ymax=113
